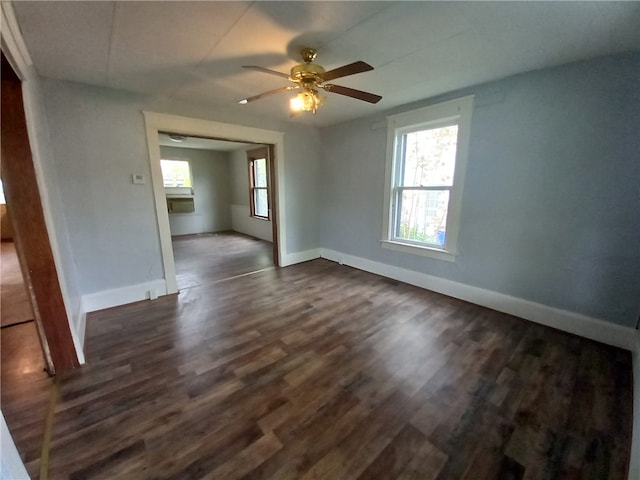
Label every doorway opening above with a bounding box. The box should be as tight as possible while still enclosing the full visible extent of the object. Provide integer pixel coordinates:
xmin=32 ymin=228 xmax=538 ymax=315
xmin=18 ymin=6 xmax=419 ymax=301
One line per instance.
xmin=0 ymin=180 xmax=35 ymax=330
xmin=1 ymin=50 xmax=78 ymax=373
xmin=143 ymin=112 xmax=287 ymax=296
xmin=156 ymin=133 xmax=277 ymax=289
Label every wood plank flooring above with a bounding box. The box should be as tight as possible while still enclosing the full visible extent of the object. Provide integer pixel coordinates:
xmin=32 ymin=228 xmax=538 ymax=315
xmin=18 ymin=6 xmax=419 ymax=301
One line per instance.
xmin=1 ymin=232 xmax=634 ymax=479
xmin=0 ymin=321 xmax=52 ymax=478
xmin=1 ymin=240 xmax=34 ymax=327
xmin=172 ymin=232 xmax=273 ymax=290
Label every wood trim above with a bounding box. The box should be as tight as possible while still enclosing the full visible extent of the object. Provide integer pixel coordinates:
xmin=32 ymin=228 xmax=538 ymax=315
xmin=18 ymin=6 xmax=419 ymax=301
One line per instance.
xmin=246 ymin=146 xmax=270 ymax=220
xmin=246 ymin=145 xmax=279 ymax=265
xmin=268 ymin=144 xmax=279 ymax=266
xmin=1 ymin=52 xmax=79 ymax=371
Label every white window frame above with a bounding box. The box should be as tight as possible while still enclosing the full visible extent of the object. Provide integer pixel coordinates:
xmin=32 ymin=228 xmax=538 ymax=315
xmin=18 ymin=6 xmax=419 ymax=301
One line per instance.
xmin=381 ymin=95 xmax=474 ymax=262
xmin=160 ymin=159 xmax=193 ymax=197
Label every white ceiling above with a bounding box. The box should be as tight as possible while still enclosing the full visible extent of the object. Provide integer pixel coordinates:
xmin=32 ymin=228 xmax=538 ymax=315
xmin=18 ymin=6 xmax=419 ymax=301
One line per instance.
xmin=11 ymin=1 xmax=640 ymax=128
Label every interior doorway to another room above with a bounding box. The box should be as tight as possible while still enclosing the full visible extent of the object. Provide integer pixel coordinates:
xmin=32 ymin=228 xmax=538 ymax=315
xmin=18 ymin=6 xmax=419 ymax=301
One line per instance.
xmin=0 ymin=182 xmax=52 ymax=424
xmin=0 ymin=184 xmax=34 ymax=330
xmin=1 ymin=51 xmax=78 ymax=374
xmin=144 ymin=112 xmax=287 ymax=296
xmin=157 ymin=133 xmax=277 ymax=290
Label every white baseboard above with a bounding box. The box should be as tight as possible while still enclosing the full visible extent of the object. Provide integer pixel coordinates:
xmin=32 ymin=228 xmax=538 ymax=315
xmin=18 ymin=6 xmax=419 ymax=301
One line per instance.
xmin=630 ymin=331 xmax=640 ymax=480
xmin=320 ymin=248 xmax=636 ymax=351
xmin=281 ymin=248 xmax=321 ymax=267
xmin=81 ymin=279 xmax=168 ymax=314
xmin=70 ymin=307 xmax=87 ymax=365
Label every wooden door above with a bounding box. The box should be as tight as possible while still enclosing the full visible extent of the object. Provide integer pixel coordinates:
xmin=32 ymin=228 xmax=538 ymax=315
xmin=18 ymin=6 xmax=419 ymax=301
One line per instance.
xmin=1 ymin=51 xmax=79 ymax=372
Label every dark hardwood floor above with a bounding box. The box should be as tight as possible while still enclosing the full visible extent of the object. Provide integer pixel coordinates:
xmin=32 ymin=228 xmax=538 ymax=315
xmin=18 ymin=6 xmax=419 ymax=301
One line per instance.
xmin=1 ymin=321 xmax=52 ymax=478
xmin=172 ymin=231 xmax=274 ymax=290
xmin=1 ymin=240 xmax=34 ymax=327
xmin=1 ymin=232 xmax=634 ymax=479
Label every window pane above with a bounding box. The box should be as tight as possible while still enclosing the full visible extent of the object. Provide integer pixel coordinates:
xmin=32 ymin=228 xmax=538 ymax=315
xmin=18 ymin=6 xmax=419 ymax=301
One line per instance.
xmin=402 ymin=125 xmax=458 ymax=187
xmin=254 ymin=158 xmax=267 ymax=188
xmin=396 ymin=189 xmax=449 ymax=246
xmin=160 ymin=160 xmax=192 ymax=188
xmin=254 ymin=188 xmax=268 ymax=217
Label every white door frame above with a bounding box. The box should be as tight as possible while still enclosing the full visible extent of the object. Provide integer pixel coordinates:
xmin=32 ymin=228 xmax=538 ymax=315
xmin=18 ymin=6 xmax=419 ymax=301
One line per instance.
xmin=143 ymin=111 xmax=286 ymax=294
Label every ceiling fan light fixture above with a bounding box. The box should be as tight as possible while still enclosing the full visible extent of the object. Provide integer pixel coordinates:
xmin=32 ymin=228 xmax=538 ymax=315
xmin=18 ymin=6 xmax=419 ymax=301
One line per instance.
xmin=168 ymin=134 xmax=187 ymax=143
xmin=290 ymin=89 xmax=324 ymax=115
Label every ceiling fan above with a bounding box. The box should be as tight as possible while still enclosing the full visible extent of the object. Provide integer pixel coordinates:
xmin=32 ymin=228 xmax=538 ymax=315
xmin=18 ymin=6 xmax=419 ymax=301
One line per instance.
xmin=238 ymin=48 xmax=382 ymax=115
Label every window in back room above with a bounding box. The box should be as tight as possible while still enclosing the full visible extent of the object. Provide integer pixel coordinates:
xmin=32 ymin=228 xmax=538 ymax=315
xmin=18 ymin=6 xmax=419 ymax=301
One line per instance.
xmin=247 ymin=147 xmax=270 ymax=220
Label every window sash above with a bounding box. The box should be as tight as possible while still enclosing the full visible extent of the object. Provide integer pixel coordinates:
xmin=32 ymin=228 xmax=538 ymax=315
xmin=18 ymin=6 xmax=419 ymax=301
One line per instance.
xmin=251 ymin=186 xmax=269 ymax=218
xmin=394 ymin=123 xmax=459 ymax=189
xmin=253 ymin=158 xmax=268 ymax=188
xmin=391 ymin=186 xmax=452 ymax=248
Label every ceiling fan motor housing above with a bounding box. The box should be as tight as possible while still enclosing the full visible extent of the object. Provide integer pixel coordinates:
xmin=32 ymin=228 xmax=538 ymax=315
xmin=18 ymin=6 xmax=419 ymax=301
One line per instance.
xmin=290 ymin=62 xmax=326 ymax=83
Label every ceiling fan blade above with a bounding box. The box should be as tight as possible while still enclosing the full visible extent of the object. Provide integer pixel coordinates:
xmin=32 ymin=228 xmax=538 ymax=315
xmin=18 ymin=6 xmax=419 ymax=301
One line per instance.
xmin=238 ymin=85 xmax=299 ymax=104
xmin=242 ymin=65 xmax=290 ymax=79
xmin=320 ymin=61 xmax=373 ymax=82
xmin=322 ymin=84 xmax=382 ymax=104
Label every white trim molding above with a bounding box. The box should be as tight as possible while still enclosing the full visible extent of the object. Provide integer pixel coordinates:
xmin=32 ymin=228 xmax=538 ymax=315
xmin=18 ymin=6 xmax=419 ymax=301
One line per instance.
xmin=69 ymin=308 xmax=87 ymax=365
xmin=0 ymin=2 xmax=33 ymax=77
xmin=281 ymin=248 xmax=321 ymax=267
xmin=320 ymin=248 xmax=637 ymax=351
xmin=81 ymin=279 xmax=168 ymax=314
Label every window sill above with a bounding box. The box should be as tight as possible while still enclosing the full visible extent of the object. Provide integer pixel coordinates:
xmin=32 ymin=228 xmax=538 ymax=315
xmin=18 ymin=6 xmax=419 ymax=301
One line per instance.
xmin=381 ymin=240 xmax=457 ymax=262
xmin=251 ymin=216 xmax=271 ymax=222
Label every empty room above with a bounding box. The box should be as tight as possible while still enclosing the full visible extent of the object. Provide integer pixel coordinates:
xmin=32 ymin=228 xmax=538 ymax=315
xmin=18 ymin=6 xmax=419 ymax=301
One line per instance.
xmin=1 ymin=2 xmax=639 ymax=479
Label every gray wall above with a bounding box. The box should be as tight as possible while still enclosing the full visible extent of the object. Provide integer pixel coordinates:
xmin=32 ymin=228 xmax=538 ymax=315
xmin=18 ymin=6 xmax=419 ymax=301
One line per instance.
xmin=40 ymin=77 xmax=321 ymax=295
xmin=229 ymin=148 xmax=250 ymax=206
xmin=319 ymin=53 xmax=640 ymax=328
xmin=160 ymin=146 xmax=231 ymax=235
xmin=23 ymin=74 xmax=83 ymax=333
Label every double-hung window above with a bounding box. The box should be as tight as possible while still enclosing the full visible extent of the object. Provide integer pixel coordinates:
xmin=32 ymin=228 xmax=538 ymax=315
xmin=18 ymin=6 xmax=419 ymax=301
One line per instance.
xmin=248 ymin=147 xmax=270 ymax=219
xmin=382 ymin=95 xmax=473 ymax=261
